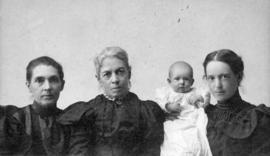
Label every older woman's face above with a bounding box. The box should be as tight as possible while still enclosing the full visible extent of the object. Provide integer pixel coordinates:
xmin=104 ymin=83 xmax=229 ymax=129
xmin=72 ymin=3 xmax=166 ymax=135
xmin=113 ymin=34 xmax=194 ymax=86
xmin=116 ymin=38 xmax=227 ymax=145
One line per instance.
xmin=205 ymin=61 xmax=239 ymax=102
xmin=98 ymin=57 xmax=130 ymax=99
xmin=26 ymin=65 xmax=64 ymax=106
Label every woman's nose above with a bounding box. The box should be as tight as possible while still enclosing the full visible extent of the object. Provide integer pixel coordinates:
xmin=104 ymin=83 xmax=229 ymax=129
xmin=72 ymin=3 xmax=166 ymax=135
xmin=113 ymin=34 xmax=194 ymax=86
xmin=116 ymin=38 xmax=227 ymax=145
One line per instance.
xmin=214 ymin=79 xmax=222 ymax=89
xmin=43 ymin=80 xmax=52 ymax=90
xmin=111 ymin=73 xmax=120 ymax=83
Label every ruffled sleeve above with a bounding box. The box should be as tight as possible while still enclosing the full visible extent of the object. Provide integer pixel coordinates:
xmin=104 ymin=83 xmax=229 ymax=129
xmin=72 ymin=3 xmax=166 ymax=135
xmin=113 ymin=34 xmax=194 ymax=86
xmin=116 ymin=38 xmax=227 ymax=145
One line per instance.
xmin=215 ymin=104 xmax=270 ymax=155
xmin=218 ymin=106 xmax=257 ymax=139
xmin=57 ymin=101 xmax=93 ymax=125
xmin=0 ymin=105 xmax=31 ymax=155
xmin=217 ymin=104 xmax=270 ymax=139
xmin=57 ymin=99 xmax=97 ymax=156
xmin=138 ymin=100 xmax=165 ymax=156
xmin=249 ymin=104 xmax=270 ymax=155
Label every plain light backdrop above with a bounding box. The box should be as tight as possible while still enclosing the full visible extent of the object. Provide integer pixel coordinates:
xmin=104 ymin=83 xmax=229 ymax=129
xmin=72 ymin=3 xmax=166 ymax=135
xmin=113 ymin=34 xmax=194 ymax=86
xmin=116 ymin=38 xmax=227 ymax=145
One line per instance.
xmin=1 ymin=0 xmax=270 ymax=108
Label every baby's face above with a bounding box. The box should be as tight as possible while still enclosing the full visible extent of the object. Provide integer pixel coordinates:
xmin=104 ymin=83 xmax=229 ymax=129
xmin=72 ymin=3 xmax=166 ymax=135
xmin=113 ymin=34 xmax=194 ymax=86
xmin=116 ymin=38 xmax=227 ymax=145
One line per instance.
xmin=168 ymin=66 xmax=194 ymax=93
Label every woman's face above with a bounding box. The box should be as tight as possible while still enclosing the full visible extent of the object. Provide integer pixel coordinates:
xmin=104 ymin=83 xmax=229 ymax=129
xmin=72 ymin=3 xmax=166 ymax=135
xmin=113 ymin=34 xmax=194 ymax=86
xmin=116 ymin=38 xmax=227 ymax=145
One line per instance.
xmin=205 ymin=61 xmax=239 ymax=102
xmin=98 ymin=57 xmax=130 ymax=99
xmin=26 ymin=65 xmax=64 ymax=106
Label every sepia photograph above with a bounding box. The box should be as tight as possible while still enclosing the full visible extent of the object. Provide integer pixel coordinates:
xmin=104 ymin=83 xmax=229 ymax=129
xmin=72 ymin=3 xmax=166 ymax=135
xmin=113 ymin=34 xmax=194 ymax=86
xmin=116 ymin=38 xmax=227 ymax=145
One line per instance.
xmin=1 ymin=0 xmax=270 ymax=155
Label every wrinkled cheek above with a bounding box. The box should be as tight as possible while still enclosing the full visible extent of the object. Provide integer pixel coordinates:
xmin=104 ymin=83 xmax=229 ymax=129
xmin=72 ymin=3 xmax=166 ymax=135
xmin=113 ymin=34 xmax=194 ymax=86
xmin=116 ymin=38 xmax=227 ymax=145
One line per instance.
xmin=103 ymin=86 xmax=112 ymax=95
xmin=98 ymin=82 xmax=106 ymax=91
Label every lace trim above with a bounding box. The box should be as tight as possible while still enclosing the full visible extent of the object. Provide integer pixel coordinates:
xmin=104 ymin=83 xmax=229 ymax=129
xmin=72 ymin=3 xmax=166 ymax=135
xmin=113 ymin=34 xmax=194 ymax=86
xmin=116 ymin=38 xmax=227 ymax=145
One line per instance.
xmin=103 ymin=94 xmax=127 ymax=105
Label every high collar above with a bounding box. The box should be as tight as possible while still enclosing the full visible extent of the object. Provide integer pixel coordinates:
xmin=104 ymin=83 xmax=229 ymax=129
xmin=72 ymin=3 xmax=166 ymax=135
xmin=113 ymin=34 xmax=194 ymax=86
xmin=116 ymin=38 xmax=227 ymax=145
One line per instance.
xmin=102 ymin=92 xmax=135 ymax=105
xmin=31 ymin=101 xmax=60 ymax=118
xmin=216 ymin=90 xmax=244 ymax=110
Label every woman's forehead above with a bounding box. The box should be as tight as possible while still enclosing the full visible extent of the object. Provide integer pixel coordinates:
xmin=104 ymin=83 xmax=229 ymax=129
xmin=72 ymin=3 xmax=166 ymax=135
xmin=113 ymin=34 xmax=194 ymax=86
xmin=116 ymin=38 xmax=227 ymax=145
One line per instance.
xmin=32 ymin=65 xmax=59 ymax=77
xmin=206 ymin=61 xmax=233 ymax=75
xmin=100 ymin=57 xmax=127 ymax=71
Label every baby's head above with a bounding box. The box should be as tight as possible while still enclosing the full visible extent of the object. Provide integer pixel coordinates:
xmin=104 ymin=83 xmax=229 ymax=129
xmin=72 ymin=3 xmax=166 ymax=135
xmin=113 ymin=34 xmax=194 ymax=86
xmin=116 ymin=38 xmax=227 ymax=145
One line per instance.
xmin=167 ymin=61 xmax=194 ymax=93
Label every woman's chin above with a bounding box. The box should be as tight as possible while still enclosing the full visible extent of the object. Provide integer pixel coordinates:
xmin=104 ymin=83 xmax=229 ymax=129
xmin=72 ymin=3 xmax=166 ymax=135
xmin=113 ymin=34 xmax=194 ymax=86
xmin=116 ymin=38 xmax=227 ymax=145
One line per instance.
xmin=214 ymin=96 xmax=229 ymax=102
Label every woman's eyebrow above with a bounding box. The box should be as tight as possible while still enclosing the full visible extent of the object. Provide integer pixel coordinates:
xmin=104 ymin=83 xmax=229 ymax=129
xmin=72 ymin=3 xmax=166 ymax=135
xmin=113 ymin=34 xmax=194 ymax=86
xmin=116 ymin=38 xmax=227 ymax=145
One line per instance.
xmin=34 ymin=76 xmax=45 ymax=79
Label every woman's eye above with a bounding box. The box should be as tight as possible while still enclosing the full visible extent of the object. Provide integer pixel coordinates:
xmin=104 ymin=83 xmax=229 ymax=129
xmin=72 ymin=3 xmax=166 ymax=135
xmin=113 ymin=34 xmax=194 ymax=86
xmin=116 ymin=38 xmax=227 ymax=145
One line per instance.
xmin=103 ymin=72 xmax=111 ymax=78
xmin=221 ymin=75 xmax=230 ymax=79
xmin=207 ymin=76 xmax=214 ymax=81
xmin=117 ymin=69 xmax=126 ymax=75
xmin=35 ymin=77 xmax=44 ymax=83
xmin=50 ymin=76 xmax=60 ymax=83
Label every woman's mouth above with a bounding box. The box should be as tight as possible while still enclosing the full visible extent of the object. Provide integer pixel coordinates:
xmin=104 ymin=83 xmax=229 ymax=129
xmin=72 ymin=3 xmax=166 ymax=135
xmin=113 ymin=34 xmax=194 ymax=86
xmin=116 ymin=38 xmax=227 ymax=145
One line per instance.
xmin=112 ymin=87 xmax=121 ymax=91
xmin=215 ymin=91 xmax=225 ymax=95
xmin=42 ymin=95 xmax=54 ymax=99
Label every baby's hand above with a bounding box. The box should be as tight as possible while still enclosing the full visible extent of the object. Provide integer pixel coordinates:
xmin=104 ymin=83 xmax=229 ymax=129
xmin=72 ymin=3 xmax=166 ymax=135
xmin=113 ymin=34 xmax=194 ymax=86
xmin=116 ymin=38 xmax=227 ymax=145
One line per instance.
xmin=189 ymin=94 xmax=204 ymax=108
xmin=165 ymin=102 xmax=181 ymax=113
xmin=189 ymin=93 xmax=211 ymax=108
xmin=200 ymin=91 xmax=211 ymax=108
xmin=189 ymin=92 xmax=211 ymax=108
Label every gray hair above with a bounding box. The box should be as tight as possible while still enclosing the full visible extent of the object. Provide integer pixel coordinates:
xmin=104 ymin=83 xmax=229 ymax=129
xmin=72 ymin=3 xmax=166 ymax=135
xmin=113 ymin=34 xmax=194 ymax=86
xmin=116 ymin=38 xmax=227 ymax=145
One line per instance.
xmin=94 ymin=46 xmax=131 ymax=79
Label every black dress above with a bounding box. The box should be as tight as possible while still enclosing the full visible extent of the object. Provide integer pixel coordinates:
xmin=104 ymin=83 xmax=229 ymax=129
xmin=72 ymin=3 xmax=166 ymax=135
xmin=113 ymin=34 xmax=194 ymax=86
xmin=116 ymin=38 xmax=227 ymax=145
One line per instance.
xmin=10 ymin=103 xmax=70 ymax=156
xmin=0 ymin=105 xmax=30 ymax=155
xmin=205 ymin=91 xmax=270 ymax=156
xmin=58 ymin=92 xmax=165 ymax=156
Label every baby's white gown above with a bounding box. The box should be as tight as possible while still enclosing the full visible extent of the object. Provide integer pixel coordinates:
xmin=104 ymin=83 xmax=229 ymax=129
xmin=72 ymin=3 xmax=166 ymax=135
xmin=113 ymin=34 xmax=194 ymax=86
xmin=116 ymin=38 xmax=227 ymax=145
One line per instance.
xmin=155 ymin=87 xmax=212 ymax=156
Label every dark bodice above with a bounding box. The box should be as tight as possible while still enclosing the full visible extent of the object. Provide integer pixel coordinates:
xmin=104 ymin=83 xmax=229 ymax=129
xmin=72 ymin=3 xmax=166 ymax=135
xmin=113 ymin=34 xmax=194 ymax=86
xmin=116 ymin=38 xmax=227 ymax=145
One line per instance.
xmin=0 ymin=105 xmax=26 ymax=155
xmin=58 ymin=92 xmax=165 ymax=156
xmin=10 ymin=103 xmax=69 ymax=156
xmin=205 ymin=91 xmax=270 ymax=156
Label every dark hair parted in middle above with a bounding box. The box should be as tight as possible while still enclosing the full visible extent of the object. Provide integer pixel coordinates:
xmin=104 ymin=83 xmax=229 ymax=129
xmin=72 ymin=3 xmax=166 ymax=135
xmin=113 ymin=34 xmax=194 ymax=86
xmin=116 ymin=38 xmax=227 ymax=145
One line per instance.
xmin=26 ymin=56 xmax=64 ymax=83
xmin=203 ymin=49 xmax=244 ymax=82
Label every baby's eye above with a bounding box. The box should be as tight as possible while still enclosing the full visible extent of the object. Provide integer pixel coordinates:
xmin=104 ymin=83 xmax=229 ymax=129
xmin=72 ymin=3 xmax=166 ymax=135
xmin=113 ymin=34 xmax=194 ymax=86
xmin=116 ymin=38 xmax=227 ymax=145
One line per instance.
xmin=174 ymin=77 xmax=181 ymax=81
xmin=182 ymin=77 xmax=190 ymax=81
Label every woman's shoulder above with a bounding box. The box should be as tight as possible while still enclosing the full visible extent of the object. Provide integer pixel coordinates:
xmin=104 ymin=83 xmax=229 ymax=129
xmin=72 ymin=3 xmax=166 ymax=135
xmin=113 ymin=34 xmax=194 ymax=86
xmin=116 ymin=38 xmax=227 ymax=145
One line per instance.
xmin=12 ymin=105 xmax=31 ymax=121
xmin=252 ymin=103 xmax=270 ymax=115
xmin=134 ymin=95 xmax=165 ymax=122
xmin=235 ymin=102 xmax=270 ymax=124
xmin=63 ymin=101 xmax=90 ymax=112
xmin=121 ymin=92 xmax=162 ymax=113
xmin=57 ymin=95 xmax=104 ymax=124
xmin=132 ymin=92 xmax=162 ymax=111
xmin=64 ymin=94 xmax=105 ymax=111
xmin=248 ymin=103 xmax=270 ymax=130
xmin=210 ymin=102 xmax=270 ymax=139
xmin=0 ymin=105 xmax=18 ymax=118
xmin=141 ymin=100 xmax=163 ymax=112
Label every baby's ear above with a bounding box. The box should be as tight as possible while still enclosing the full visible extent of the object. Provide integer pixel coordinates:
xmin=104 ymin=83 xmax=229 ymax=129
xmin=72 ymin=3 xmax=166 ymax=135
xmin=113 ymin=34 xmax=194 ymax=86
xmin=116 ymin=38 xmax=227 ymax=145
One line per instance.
xmin=190 ymin=78 xmax=194 ymax=85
